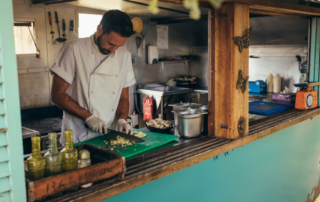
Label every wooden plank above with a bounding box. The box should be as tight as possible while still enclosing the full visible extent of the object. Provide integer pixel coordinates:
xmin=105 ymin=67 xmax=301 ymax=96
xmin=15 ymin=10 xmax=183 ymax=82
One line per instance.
xmin=225 ymin=0 xmax=320 ymax=16
xmin=249 ymin=8 xmax=309 ymax=19
xmin=68 ymin=109 xmax=320 ymax=202
xmin=157 ymin=0 xmax=320 ymax=17
xmin=209 ymin=3 xmax=249 ymax=139
xmin=208 ymin=8 xmax=215 ymax=138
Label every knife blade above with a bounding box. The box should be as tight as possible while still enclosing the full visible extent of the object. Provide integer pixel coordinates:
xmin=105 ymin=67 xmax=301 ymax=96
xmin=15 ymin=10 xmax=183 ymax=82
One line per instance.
xmin=104 ymin=129 xmax=145 ymax=143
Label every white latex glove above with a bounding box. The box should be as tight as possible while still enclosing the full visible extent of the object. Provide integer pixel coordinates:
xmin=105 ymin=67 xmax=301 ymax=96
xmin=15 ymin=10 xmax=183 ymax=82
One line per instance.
xmin=85 ymin=115 xmax=108 ymax=134
xmin=118 ymin=119 xmax=133 ymax=135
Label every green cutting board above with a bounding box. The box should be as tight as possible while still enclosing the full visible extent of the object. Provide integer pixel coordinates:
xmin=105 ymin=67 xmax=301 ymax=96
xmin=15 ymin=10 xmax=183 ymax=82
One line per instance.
xmin=74 ymin=129 xmax=178 ymax=159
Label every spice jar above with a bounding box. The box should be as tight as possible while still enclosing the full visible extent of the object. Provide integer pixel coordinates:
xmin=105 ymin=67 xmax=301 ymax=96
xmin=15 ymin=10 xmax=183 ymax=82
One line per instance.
xmin=78 ymin=149 xmax=93 ymax=188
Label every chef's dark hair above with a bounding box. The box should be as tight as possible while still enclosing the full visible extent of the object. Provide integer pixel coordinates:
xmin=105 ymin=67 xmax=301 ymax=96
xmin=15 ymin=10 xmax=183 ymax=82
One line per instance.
xmin=100 ymin=10 xmax=134 ymax=37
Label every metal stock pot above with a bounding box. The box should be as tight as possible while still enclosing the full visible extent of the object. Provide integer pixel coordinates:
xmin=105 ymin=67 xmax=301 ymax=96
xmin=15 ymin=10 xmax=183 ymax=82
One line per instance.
xmin=173 ymin=109 xmax=207 ymax=138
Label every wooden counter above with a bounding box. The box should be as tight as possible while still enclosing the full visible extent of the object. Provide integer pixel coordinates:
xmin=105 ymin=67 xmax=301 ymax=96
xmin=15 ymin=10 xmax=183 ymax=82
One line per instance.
xmin=47 ymin=108 xmax=320 ymax=202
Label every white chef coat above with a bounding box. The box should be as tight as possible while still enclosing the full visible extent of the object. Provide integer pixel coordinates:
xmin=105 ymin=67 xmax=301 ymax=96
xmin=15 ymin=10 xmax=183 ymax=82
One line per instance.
xmin=50 ymin=34 xmax=136 ymax=144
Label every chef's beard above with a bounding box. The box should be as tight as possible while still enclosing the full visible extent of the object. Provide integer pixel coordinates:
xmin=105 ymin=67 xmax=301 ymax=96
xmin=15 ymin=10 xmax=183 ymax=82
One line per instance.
xmin=97 ymin=34 xmax=111 ymax=55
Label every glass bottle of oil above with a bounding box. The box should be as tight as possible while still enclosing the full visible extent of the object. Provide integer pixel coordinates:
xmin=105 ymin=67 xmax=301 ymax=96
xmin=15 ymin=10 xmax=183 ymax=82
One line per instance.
xmin=61 ymin=130 xmax=78 ymax=172
xmin=44 ymin=133 xmax=62 ymax=176
xmin=27 ymin=136 xmax=46 ymax=181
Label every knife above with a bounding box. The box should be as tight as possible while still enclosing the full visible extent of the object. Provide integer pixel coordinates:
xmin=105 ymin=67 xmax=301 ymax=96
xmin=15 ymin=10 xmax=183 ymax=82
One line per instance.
xmin=104 ymin=129 xmax=145 ymax=143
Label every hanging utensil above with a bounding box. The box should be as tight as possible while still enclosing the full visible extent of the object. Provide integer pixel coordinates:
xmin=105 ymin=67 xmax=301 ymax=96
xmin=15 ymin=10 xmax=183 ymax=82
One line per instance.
xmin=54 ymin=12 xmax=66 ymax=43
xmin=68 ymin=20 xmax=78 ymax=41
xmin=141 ymin=22 xmax=148 ymax=50
xmin=136 ymin=37 xmax=142 ymax=57
xmin=62 ymin=19 xmax=66 ymax=38
xmin=48 ymin=11 xmax=56 ymax=45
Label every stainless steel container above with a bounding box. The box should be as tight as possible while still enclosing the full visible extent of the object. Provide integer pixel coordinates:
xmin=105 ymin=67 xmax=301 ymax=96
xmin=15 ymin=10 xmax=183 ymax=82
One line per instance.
xmin=174 ymin=109 xmax=207 ymax=138
xmin=169 ymin=102 xmax=201 ymax=111
xmin=170 ymin=103 xmax=201 ymax=128
xmin=194 ymin=105 xmax=208 ymax=133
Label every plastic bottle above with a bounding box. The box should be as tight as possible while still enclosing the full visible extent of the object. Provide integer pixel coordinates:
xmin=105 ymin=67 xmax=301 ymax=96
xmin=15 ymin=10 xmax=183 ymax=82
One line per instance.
xmin=273 ymin=73 xmax=281 ymax=93
xmin=27 ymin=136 xmax=46 ymax=181
xmin=266 ymin=73 xmax=274 ymax=92
xmin=61 ymin=130 xmax=78 ymax=172
xmin=44 ymin=133 xmax=62 ymax=176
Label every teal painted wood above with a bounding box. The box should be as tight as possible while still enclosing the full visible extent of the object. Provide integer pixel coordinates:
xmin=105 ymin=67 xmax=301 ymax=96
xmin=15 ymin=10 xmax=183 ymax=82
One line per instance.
xmin=0 ymin=0 xmax=27 ymax=201
xmin=0 ymin=178 xmax=11 ymax=193
xmin=0 ymin=133 xmax=7 ymax=147
xmin=0 ymin=192 xmax=11 ymax=202
xmin=310 ymin=18 xmax=320 ymax=105
xmin=104 ymin=115 xmax=320 ymax=202
xmin=310 ymin=17 xmax=317 ymax=87
xmin=0 ymin=162 xmax=10 ymax=179
xmin=315 ymin=19 xmax=320 ymax=93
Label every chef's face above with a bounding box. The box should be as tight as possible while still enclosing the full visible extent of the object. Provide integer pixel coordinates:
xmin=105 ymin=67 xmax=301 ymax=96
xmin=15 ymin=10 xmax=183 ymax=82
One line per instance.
xmin=96 ymin=25 xmax=128 ymax=55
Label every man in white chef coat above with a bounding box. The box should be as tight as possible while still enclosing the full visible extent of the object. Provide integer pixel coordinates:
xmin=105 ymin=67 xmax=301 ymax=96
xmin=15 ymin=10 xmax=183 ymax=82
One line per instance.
xmin=50 ymin=10 xmax=136 ymax=144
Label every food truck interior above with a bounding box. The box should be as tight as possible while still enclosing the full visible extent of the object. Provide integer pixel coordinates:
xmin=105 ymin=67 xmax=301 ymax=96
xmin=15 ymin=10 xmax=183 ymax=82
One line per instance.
xmin=18 ymin=0 xmax=309 ymax=155
xmin=6 ymin=0 xmax=320 ymax=201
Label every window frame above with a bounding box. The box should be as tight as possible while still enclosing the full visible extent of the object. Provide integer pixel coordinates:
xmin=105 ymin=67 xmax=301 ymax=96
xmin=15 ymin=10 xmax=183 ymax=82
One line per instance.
xmin=13 ymin=17 xmax=37 ymax=58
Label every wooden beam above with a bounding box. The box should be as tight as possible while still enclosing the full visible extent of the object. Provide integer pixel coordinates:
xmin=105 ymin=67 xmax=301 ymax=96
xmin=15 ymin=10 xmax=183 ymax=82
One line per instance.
xmin=68 ymin=109 xmax=320 ymax=202
xmin=249 ymin=8 xmax=309 ymax=19
xmin=157 ymin=0 xmax=320 ymax=17
xmin=208 ymin=3 xmax=249 ymax=139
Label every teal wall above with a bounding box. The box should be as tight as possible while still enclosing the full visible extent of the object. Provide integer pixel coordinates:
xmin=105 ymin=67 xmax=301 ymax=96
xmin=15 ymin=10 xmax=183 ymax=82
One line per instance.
xmin=105 ymin=116 xmax=320 ymax=202
xmin=0 ymin=0 xmax=27 ymax=202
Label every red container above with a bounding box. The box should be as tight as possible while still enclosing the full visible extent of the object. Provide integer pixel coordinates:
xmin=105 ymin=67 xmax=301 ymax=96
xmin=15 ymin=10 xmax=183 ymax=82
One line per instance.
xmin=143 ymin=96 xmax=154 ymax=121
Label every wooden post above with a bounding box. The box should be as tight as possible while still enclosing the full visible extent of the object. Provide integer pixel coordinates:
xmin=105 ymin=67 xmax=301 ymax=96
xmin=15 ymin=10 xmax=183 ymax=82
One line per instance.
xmin=208 ymin=3 xmax=249 ymax=139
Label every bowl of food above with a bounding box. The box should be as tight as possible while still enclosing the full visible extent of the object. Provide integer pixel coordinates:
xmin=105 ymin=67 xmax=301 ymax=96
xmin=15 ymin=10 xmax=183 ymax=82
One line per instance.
xmin=145 ymin=118 xmax=174 ymax=134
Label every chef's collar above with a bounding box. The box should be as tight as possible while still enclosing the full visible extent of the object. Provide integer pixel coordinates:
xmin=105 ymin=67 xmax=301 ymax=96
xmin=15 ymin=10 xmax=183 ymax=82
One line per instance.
xmin=90 ymin=33 xmax=116 ymax=58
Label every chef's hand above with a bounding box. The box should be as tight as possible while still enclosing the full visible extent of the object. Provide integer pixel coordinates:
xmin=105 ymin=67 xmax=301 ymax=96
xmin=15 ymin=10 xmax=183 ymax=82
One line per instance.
xmin=85 ymin=115 xmax=108 ymax=134
xmin=118 ymin=119 xmax=133 ymax=135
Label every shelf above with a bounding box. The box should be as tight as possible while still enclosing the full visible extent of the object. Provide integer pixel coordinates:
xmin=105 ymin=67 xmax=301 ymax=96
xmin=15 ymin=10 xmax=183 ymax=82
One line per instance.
xmin=302 ymin=0 xmax=320 ymax=4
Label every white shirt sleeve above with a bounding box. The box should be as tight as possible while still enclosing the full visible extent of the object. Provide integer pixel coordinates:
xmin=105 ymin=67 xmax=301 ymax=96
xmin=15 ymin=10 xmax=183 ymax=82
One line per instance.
xmin=49 ymin=44 xmax=75 ymax=84
xmin=124 ymin=53 xmax=136 ymax=88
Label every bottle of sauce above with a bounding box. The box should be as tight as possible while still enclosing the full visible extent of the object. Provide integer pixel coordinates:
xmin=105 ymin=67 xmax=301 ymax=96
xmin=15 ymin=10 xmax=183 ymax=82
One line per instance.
xmin=273 ymin=73 xmax=281 ymax=93
xmin=266 ymin=73 xmax=273 ymax=92
xmin=27 ymin=136 xmax=46 ymax=181
xmin=78 ymin=149 xmax=93 ymax=188
xmin=61 ymin=130 xmax=78 ymax=172
xmin=44 ymin=133 xmax=62 ymax=176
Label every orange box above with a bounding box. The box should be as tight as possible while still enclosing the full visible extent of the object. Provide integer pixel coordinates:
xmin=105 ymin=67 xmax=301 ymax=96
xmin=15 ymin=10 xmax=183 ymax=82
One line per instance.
xmin=295 ymin=87 xmax=318 ymax=110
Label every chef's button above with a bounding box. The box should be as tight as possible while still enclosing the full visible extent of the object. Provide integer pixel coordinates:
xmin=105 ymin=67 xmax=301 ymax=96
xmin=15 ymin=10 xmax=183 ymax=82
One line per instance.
xmin=91 ymin=52 xmax=94 ymax=55
xmin=113 ymin=92 xmax=115 ymax=94
xmin=91 ymin=91 xmax=93 ymax=94
xmin=115 ymin=74 xmax=118 ymax=77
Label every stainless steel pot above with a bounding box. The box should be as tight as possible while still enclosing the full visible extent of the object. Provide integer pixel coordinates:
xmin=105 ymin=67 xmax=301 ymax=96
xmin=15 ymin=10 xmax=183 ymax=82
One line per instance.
xmin=194 ymin=105 xmax=208 ymax=133
xmin=174 ymin=109 xmax=207 ymax=138
xmin=169 ymin=102 xmax=201 ymax=111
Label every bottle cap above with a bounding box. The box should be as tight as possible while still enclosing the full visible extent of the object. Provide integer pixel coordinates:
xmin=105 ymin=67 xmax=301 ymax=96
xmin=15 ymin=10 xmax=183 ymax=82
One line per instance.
xmin=79 ymin=149 xmax=90 ymax=159
xmin=64 ymin=130 xmax=73 ymax=136
xmin=48 ymin=132 xmax=57 ymax=139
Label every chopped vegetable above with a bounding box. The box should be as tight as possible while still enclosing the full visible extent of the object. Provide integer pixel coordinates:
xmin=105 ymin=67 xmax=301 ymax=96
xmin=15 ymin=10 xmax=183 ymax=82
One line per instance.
xmin=110 ymin=135 xmax=133 ymax=147
xmin=111 ymin=148 xmax=114 ymax=150
xmin=133 ymin=131 xmax=147 ymax=138
xmin=146 ymin=118 xmax=171 ymax=129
